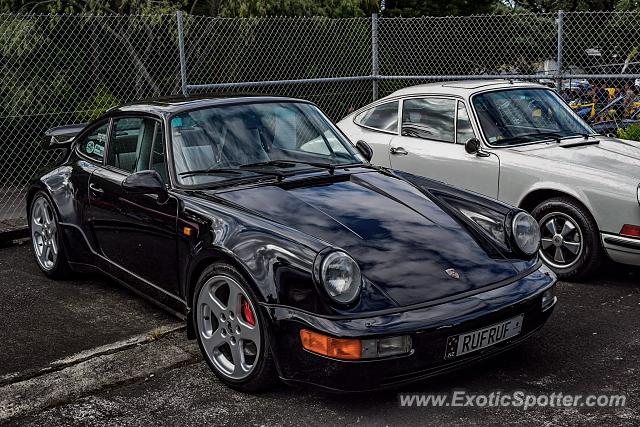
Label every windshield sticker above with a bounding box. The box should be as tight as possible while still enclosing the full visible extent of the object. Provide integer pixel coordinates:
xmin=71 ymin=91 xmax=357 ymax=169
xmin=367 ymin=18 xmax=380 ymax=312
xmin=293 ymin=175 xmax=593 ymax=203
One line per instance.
xmin=85 ymin=141 xmax=95 ymax=154
xmin=97 ymin=133 xmax=107 ymax=143
xmin=93 ymin=144 xmax=104 ymax=157
xmin=171 ymin=117 xmax=183 ymax=128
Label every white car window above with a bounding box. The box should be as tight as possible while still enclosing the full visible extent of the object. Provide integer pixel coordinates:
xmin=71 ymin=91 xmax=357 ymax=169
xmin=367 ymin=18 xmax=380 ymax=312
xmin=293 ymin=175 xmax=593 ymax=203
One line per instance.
xmin=401 ymin=98 xmax=456 ymax=143
xmin=472 ymin=88 xmax=593 ymax=146
xmin=354 ymin=101 xmax=398 ymax=132
xmin=456 ymin=102 xmax=475 ymax=143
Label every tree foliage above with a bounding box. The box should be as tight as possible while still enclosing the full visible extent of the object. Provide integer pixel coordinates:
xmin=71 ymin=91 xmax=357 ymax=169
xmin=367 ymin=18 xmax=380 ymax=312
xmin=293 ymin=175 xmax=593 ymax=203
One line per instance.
xmin=509 ymin=0 xmax=638 ymax=12
xmin=215 ymin=0 xmax=367 ymax=17
xmin=6 ymin=0 xmax=640 ymax=15
xmin=1 ymin=0 xmax=370 ymax=16
xmin=380 ymin=0 xmax=498 ymax=16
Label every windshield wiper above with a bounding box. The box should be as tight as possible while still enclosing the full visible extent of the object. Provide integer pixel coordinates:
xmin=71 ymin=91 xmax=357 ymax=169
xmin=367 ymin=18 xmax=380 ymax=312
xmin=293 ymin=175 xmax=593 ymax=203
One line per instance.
xmin=562 ymin=133 xmax=592 ymax=140
xmin=241 ymin=160 xmax=336 ymax=174
xmin=179 ymin=167 xmax=283 ymax=179
xmin=498 ymin=132 xmax=563 ymax=145
xmin=179 ymin=167 xmax=244 ymax=177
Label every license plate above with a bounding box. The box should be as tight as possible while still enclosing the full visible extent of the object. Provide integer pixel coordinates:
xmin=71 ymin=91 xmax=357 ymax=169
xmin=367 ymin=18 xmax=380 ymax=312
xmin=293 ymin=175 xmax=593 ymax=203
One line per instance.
xmin=444 ymin=314 xmax=523 ymax=360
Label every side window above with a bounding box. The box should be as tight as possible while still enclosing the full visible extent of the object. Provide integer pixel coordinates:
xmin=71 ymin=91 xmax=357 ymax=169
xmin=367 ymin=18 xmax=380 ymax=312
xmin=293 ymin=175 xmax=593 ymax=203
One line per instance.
xmin=354 ymin=101 xmax=398 ymax=132
xmin=78 ymin=122 xmax=108 ymax=162
xmin=299 ymin=130 xmax=348 ymax=156
xmin=401 ymin=98 xmax=456 ymax=143
xmin=456 ymin=102 xmax=476 ymax=143
xmin=107 ymin=117 xmax=163 ymax=174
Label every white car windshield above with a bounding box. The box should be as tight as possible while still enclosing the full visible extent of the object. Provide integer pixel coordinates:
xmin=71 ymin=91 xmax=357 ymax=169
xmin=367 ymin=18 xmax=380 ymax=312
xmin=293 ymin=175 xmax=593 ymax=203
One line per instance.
xmin=170 ymin=102 xmax=362 ymax=186
xmin=472 ymin=88 xmax=594 ymax=146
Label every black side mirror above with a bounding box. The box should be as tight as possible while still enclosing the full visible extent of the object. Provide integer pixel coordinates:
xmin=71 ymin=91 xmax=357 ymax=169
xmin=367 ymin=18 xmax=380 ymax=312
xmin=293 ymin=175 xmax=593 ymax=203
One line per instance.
xmin=355 ymin=140 xmax=374 ymax=162
xmin=122 ymin=170 xmax=168 ymax=203
xmin=464 ymin=138 xmax=482 ymax=154
xmin=464 ymin=138 xmax=490 ymax=157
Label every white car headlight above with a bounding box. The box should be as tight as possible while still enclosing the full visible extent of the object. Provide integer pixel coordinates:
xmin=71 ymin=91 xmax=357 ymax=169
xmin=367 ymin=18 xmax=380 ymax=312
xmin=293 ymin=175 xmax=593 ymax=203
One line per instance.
xmin=320 ymin=251 xmax=362 ymax=304
xmin=512 ymin=211 xmax=541 ymax=256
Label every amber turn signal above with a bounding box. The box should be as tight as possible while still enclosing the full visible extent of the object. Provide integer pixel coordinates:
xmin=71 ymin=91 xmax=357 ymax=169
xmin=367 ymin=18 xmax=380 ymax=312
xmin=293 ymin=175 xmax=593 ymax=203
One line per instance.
xmin=300 ymin=329 xmax=362 ymax=360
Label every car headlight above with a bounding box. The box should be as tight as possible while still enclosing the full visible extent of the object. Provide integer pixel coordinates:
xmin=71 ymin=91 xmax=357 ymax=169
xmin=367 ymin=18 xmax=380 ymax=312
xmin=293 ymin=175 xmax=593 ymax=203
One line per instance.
xmin=459 ymin=207 xmax=506 ymax=244
xmin=439 ymin=196 xmax=508 ymax=247
xmin=319 ymin=251 xmax=362 ymax=304
xmin=512 ymin=211 xmax=541 ymax=256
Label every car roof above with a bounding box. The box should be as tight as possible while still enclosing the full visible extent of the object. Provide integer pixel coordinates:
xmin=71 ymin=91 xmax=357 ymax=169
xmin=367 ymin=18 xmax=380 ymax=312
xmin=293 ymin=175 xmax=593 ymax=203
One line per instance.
xmin=109 ymin=95 xmax=312 ymax=116
xmin=385 ymin=79 xmax=548 ymax=99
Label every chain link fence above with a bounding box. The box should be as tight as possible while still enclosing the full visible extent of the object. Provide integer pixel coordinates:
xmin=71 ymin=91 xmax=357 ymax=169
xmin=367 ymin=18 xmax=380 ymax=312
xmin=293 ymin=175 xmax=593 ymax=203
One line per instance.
xmin=0 ymin=13 xmax=180 ymax=232
xmin=2 ymin=11 xmax=640 ymax=234
xmin=181 ymin=15 xmax=374 ymax=119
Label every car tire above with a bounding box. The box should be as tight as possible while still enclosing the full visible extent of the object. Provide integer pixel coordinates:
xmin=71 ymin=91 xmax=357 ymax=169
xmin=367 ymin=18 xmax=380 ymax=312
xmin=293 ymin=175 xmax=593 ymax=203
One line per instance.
xmin=531 ymin=197 xmax=603 ymax=280
xmin=193 ymin=262 xmax=279 ymax=392
xmin=28 ymin=191 xmax=72 ymax=279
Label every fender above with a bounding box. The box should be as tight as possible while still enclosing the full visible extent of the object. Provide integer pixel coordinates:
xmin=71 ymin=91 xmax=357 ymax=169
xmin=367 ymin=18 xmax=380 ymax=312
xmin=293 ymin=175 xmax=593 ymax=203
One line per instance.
xmin=517 ymin=181 xmax=595 ymax=214
xmin=178 ymin=198 xmax=323 ymax=312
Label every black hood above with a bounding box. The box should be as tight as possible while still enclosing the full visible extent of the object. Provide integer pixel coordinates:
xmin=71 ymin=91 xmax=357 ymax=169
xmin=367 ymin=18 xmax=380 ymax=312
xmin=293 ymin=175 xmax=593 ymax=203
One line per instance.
xmin=212 ymin=171 xmax=522 ymax=307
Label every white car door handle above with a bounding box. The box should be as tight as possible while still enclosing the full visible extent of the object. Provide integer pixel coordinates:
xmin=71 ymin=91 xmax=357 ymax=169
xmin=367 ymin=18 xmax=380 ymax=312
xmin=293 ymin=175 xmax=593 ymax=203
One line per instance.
xmin=89 ymin=183 xmax=104 ymax=194
xmin=390 ymin=147 xmax=408 ymax=155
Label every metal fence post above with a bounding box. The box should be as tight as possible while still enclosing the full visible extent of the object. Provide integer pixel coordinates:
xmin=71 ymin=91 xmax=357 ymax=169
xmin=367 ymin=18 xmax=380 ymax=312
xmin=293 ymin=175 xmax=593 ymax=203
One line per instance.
xmin=556 ymin=10 xmax=564 ymax=91
xmin=371 ymin=12 xmax=379 ymax=101
xmin=176 ymin=10 xmax=189 ymax=96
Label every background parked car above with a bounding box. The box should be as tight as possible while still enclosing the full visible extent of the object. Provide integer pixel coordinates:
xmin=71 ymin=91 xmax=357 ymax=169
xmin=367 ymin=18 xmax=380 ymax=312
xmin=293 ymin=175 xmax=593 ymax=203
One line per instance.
xmin=337 ymin=80 xmax=640 ymax=280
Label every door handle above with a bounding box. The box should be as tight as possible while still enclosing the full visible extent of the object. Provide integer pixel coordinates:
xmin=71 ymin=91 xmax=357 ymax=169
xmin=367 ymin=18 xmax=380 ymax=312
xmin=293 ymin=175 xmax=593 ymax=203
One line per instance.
xmin=390 ymin=146 xmax=409 ymax=155
xmin=89 ymin=183 xmax=104 ymax=194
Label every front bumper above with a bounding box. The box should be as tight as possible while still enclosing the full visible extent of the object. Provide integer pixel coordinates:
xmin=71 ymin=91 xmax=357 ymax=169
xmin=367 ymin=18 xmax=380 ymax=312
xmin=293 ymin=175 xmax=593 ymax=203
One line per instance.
xmin=266 ymin=266 xmax=557 ymax=392
xmin=602 ymin=232 xmax=640 ymax=267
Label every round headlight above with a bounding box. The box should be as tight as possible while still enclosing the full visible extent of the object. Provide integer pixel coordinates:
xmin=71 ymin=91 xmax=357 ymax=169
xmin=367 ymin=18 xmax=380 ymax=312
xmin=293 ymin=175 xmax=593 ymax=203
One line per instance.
xmin=512 ymin=211 xmax=541 ymax=256
xmin=320 ymin=251 xmax=362 ymax=304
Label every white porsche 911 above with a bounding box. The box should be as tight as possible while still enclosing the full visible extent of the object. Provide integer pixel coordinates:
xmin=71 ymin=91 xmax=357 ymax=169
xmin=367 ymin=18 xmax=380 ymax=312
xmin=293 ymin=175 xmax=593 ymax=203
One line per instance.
xmin=337 ymin=80 xmax=640 ymax=279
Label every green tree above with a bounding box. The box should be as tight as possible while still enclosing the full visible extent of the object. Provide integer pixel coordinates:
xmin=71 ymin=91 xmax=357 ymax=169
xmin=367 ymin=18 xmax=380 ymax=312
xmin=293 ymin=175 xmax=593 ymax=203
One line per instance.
xmin=511 ymin=0 xmax=616 ymax=12
xmin=380 ymin=0 xmax=498 ymax=16
xmin=3 ymin=0 xmax=371 ymax=16
xmin=215 ymin=0 xmax=366 ymax=17
xmin=616 ymin=0 xmax=640 ymax=10
xmin=2 ymin=0 xmax=183 ymax=14
xmin=3 ymin=0 xmax=507 ymax=16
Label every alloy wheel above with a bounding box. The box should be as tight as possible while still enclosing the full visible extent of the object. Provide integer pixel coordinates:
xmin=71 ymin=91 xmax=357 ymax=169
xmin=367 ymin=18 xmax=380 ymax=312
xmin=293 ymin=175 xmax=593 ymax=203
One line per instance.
xmin=31 ymin=196 xmax=58 ymax=271
xmin=196 ymin=275 xmax=261 ymax=380
xmin=539 ymin=212 xmax=584 ymax=269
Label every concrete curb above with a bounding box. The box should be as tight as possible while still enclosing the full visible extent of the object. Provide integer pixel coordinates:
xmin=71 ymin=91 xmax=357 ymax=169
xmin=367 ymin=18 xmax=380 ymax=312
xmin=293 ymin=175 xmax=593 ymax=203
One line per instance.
xmin=0 ymin=323 xmax=194 ymax=422
xmin=0 ymin=323 xmax=185 ymax=387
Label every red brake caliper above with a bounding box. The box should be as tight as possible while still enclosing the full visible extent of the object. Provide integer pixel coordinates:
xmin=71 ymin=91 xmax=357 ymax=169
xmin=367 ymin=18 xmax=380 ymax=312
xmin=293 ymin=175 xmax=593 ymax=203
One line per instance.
xmin=241 ymin=297 xmax=256 ymax=326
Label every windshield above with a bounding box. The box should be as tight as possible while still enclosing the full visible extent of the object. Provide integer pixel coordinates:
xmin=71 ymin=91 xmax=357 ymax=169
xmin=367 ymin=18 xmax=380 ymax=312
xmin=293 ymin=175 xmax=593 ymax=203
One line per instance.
xmin=472 ymin=88 xmax=594 ymax=146
xmin=170 ymin=102 xmax=362 ymax=186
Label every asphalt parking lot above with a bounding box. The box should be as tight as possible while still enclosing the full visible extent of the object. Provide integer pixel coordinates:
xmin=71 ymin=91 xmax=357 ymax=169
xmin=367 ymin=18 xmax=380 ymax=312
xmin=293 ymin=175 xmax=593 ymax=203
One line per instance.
xmin=1 ymin=241 xmax=639 ymax=426
xmin=0 ymin=242 xmax=177 ymax=380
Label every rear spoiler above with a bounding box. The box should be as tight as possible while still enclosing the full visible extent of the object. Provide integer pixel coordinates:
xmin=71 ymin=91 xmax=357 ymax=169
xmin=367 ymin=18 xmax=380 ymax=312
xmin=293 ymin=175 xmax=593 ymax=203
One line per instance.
xmin=44 ymin=123 xmax=87 ymax=149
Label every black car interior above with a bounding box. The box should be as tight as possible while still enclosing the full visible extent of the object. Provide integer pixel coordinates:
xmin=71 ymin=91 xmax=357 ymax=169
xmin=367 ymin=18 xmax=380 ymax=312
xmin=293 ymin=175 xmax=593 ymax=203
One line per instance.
xmin=108 ymin=118 xmax=168 ymax=182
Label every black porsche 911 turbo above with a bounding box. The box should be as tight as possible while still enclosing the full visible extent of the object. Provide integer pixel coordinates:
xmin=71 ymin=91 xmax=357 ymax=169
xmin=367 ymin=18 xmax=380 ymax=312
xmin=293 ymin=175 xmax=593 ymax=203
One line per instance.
xmin=28 ymin=96 xmax=557 ymax=392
